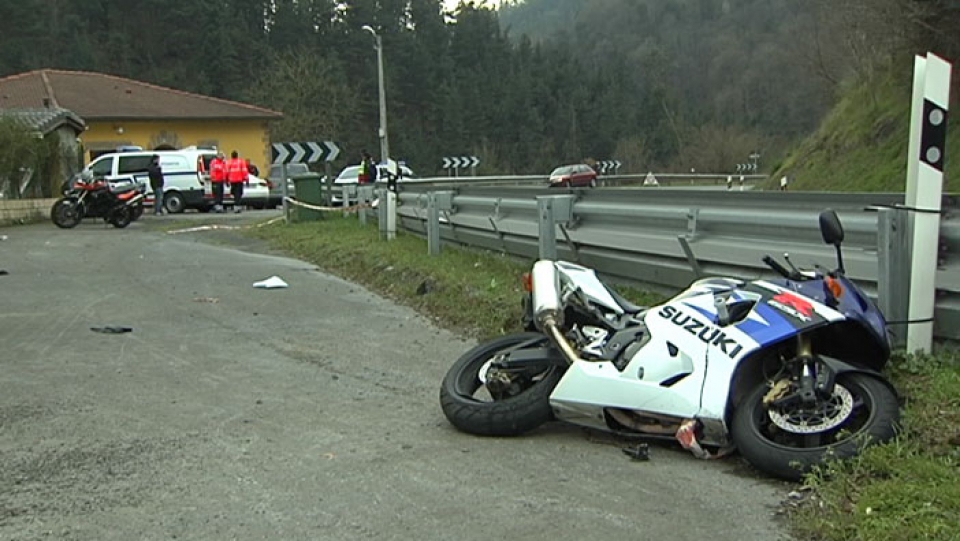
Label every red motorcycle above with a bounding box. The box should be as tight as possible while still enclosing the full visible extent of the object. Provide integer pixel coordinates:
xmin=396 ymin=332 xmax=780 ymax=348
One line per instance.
xmin=51 ymin=172 xmax=144 ymax=229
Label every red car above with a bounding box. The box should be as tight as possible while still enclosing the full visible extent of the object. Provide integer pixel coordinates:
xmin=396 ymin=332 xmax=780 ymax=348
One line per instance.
xmin=549 ymin=164 xmax=598 ymax=188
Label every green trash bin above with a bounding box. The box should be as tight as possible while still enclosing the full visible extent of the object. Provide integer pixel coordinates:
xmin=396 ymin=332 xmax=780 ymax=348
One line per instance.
xmin=290 ymin=172 xmax=324 ymax=222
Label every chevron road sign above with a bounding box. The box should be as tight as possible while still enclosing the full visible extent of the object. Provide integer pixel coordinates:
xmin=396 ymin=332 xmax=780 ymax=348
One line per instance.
xmin=441 ymin=156 xmax=480 ymax=170
xmin=271 ymin=141 xmax=341 ymax=164
xmin=597 ymin=160 xmax=622 ymax=174
xmin=735 ymin=162 xmax=758 ymax=173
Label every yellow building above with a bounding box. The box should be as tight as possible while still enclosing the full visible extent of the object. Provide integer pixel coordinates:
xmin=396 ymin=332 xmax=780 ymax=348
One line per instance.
xmin=0 ymin=69 xmax=281 ymax=171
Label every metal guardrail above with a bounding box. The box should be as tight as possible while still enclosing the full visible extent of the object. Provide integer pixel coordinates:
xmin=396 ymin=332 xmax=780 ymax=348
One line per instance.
xmin=379 ymin=184 xmax=959 ymax=342
xmin=396 ymin=172 xmax=768 ymax=189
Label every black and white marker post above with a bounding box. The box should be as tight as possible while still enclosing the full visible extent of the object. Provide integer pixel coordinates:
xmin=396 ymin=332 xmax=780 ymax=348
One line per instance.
xmin=905 ymin=52 xmax=951 ymax=353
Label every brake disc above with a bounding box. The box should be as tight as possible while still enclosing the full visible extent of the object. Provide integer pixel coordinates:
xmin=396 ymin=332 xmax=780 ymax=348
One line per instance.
xmin=767 ymin=384 xmax=855 ymax=434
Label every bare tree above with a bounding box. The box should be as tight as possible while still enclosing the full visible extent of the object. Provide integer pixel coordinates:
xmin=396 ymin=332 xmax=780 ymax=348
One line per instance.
xmin=674 ymin=123 xmax=761 ymax=174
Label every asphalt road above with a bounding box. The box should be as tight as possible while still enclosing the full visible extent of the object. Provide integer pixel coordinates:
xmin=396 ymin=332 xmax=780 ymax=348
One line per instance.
xmin=0 ymin=211 xmax=792 ymax=541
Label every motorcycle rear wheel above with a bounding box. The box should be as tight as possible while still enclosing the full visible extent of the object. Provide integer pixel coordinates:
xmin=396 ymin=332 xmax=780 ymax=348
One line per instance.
xmin=108 ymin=206 xmax=133 ymax=228
xmin=440 ymin=332 xmax=563 ymax=436
xmin=731 ymin=373 xmax=899 ymax=481
xmin=51 ymin=198 xmax=82 ymax=229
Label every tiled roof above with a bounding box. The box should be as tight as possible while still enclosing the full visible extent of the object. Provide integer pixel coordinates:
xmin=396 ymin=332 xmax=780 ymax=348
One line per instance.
xmin=0 ymin=69 xmax=282 ymax=121
xmin=0 ymin=107 xmax=86 ymax=135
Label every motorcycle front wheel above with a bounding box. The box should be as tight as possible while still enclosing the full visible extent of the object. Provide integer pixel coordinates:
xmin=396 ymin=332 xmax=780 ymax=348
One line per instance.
xmin=440 ymin=332 xmax=563 ymax=437
xmin=51 ymin=198 xmax=82 ymax=229
xmin=108 ymin=205 xmax=133 ymax=228
xmin=731 ymin=373 xmax=899 ymax=481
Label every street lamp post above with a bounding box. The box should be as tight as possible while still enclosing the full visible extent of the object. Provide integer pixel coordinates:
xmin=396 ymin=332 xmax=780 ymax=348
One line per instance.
xmin=362 ymin=25 xmax=389 ymax=163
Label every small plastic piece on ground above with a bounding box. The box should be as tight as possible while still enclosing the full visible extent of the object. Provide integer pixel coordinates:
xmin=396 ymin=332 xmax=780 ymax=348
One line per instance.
xmin=90 ymin=326 xmax=133 ymax=334
xmin=253 ymin=276 xmax=288 ymax=289
xmin=622 ymin=443 xmax=650 ymax=461
xmin=0 ymin=270 xmax=8 ymax=276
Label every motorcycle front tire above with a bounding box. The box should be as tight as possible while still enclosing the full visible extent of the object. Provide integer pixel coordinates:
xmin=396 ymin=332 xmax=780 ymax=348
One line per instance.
xmin=51 ymin=198 xmax=82 ymax=229
xmin=131 ymin=202 xmax=144 ymax=221
xmin=440 ymin=332 xmax=563 ymax=437
xmin=108 ymin=205 xmax=133 ymax=229
xmin=731 ymin=373 xmax=899 ymax=481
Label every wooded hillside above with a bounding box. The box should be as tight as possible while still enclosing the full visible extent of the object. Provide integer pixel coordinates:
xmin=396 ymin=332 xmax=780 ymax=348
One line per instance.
xmin=1 ymin=0 xmax=956 ymax=176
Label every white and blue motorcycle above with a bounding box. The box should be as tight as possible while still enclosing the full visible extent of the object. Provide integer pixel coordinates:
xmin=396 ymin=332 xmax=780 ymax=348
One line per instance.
xmin=440 ymin=210 xmax=900 ymax=480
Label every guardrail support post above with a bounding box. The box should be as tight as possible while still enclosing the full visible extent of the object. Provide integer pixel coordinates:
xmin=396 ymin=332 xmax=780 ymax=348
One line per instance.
xmin=686 ymin=208 xmax=699 ymax=239
xmin=427 ymin=192 xmax=441 ymax=255
xmin=878 ymin=207 xmax=912 ymax=346
xmin=537 ymin=195 xmax=576 ymax=260
xmin=341 ymin=185 xmax=352 ymax=218
xmin=358 ymin=186 xmax=369 ymax=225
xmin=425 ymin=190 xmax=455 ymax=256
xmin=358 ymin=186 xmax=376 ymax=225
xmin=538 ymin=198 xmax=557 ymax=260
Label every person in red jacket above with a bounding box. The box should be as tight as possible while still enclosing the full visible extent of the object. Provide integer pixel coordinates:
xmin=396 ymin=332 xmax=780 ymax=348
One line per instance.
xmin=226 ymin=150 xmax=249 ymax=213
xmin=209 ymin=152 xmax=227 ymax=213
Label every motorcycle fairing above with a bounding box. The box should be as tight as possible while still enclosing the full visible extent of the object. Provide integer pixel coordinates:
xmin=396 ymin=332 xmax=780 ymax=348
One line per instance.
xmin=555 ymin=261 xmax=624 ymax=315
xmin=548 ymin=290 xmax=760 ymax=431
xmin=697 ymin=280 xmax=846 ymax=427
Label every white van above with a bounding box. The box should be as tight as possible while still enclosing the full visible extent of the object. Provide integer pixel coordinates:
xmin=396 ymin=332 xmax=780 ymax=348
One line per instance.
xmin=83 ymin=148 xmax=217 ymax=213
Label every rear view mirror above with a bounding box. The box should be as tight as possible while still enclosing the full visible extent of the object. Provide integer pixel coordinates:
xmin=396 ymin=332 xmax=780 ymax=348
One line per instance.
xmin=819 ymin=209 xmax=844 ymax=246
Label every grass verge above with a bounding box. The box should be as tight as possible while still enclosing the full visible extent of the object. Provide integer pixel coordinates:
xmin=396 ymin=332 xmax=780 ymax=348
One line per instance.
xmin=788 ymin=350 xmax=960 ymax=541
xmin=245 ymin=215 xmax=959 ymax=540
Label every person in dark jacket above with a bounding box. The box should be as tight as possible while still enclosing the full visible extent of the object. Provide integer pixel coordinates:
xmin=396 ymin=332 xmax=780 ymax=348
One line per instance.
xmin=246 ymin=159 xmax=259 ymax=178
xmin=147 ymin=155 xmax=164 ymax=215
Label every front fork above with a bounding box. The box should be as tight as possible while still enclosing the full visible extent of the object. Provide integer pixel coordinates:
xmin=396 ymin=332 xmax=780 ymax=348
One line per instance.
xmin=764 ymin=334 xmax=837 ymax=408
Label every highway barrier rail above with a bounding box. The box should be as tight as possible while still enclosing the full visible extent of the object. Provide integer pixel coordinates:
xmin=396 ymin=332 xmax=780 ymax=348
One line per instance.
xmin=376 ymin=183 xmax=959 ymax=342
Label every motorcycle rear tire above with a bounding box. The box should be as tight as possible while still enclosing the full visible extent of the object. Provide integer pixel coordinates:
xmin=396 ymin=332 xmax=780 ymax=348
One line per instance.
xmin=51 ymin=198 xmax=82 ymax=229
xmin=440 ymin=332 xmax=563 ymax=437
xmin=731 ymin=373 xmax=899 ymax=481
xmin=108 ymin=206 xmax=133 ymax=229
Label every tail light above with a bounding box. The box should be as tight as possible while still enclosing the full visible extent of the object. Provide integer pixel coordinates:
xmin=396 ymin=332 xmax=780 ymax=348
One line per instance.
xmin=522 ymin=272 xmax=533 ymax=292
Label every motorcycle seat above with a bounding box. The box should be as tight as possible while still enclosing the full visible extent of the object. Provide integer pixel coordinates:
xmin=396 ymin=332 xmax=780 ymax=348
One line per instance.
xmin=601 ymin=280 xmax=647 ymax=314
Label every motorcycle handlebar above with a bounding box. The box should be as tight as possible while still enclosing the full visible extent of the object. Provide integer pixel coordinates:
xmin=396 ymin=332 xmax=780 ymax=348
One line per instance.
xmin=762 ymin=255 xmax=795 ymax=279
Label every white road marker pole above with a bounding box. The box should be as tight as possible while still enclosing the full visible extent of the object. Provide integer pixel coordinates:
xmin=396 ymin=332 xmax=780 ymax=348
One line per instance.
xmin=906 ymin=52 xmax=951 ymax=353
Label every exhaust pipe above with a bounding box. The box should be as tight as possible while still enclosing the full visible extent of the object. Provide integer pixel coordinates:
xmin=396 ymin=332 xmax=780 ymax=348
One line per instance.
xmin=531 ymin=260 xmax=562 ymax=325
xmin=531 ymin=261 xmax=580 ymax=365
xmin=126 ymin=193 xmax=145 ymax=206
xmin=542 ymin=316 xmax=581 ymax=366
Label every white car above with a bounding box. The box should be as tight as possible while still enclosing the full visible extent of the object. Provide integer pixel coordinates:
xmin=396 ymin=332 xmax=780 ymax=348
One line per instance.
xmin=239 ymin=174 xmax=271 ymax=209
xmin=332 ymin=163 xmax=416 ymax=205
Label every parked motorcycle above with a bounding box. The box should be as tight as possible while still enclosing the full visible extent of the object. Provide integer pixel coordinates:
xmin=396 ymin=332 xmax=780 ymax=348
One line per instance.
xmin=51 ymin=171 xmax=144 ymax=229
xmin=440 ymin=210 xmax=900 ymax=480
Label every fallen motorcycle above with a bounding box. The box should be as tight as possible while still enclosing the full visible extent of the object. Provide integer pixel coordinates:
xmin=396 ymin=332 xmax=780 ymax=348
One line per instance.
xmin=440 ymin=209 xmax=899 ymax=480
xmin=51 ymin=172 xmax=144 ymax=229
